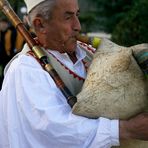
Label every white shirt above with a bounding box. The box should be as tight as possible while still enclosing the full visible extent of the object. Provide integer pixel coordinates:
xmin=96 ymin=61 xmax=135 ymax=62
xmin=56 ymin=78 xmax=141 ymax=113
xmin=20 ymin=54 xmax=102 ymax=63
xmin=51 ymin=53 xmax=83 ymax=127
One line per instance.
xmin=0 ymin=44 xmax=119 ymax=148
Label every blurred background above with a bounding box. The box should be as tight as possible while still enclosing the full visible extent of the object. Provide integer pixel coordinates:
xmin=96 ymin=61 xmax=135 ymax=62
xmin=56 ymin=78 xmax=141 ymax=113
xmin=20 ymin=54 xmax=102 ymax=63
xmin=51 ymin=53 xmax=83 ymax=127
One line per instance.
xmin=0 ymin=0 xmax=148 ymax=89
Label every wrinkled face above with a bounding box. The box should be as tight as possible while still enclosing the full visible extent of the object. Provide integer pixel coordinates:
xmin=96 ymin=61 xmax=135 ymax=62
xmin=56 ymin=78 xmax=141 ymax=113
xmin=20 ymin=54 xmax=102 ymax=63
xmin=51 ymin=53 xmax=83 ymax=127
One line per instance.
xmin=42 ymin=0 xmax=81 ymax=53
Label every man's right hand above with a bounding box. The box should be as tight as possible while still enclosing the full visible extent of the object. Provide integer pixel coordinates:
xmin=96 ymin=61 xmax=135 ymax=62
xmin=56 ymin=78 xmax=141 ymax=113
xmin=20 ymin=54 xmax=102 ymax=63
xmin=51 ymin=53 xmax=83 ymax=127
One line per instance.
xmin=120 ymin=113 xmax=148 ymax=140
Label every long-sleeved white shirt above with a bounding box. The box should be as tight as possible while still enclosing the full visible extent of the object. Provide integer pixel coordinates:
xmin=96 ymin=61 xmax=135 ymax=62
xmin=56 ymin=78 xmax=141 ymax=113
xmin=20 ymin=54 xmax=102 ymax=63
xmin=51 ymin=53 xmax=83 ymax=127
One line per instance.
xmin=0 ymin=44 xmax=119 ymax=148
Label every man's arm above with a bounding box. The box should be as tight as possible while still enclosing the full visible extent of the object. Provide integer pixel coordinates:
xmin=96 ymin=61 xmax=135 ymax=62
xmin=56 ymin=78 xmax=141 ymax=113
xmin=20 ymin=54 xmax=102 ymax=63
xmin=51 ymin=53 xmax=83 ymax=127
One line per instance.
xmin=120 ymin=113 xmax=148 ymax=140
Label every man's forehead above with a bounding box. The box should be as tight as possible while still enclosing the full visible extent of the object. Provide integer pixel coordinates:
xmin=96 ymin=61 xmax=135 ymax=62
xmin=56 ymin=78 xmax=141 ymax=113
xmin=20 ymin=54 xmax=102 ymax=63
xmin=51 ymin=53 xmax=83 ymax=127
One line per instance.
xmin=64 ymin=9 xmax=80 ymax=15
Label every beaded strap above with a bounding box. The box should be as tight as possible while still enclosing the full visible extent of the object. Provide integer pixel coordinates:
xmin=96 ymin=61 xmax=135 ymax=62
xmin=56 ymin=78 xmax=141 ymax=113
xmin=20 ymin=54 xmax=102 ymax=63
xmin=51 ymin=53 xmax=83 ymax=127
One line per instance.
xmin=134 ymin=49 xmax=148 ymax=78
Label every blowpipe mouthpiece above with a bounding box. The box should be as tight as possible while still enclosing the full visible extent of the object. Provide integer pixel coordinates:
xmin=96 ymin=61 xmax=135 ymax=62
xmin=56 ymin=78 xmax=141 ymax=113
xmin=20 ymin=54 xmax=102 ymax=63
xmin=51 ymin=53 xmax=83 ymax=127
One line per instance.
xmin=77 ymin=34 xmax=101 ymax=49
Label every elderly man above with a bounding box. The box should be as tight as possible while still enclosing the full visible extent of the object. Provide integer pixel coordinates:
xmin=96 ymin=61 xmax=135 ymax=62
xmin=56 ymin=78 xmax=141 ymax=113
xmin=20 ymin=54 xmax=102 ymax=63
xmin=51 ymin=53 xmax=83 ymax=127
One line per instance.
xmin=0 ymin=0 xmax=148 ymax=148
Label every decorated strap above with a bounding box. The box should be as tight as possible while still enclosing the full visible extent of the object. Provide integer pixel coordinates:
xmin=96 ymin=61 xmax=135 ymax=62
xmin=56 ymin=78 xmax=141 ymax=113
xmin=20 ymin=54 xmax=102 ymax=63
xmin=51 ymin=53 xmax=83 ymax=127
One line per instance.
xmin=27 ymin=50 xmax=44 ymax=67
xmin=47 ymin=51 xmax=85 ymax=81
xmin=78 ymin=41 xmax=96 ymax=54
xmin=134 ymin=49 xmax=148 ymax=78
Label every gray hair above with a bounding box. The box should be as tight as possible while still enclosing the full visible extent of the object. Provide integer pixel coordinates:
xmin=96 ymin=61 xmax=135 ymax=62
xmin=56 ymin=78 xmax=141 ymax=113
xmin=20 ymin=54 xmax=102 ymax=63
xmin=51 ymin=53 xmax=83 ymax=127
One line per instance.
xmin=28 ymin=0 xmax=56 ymax=27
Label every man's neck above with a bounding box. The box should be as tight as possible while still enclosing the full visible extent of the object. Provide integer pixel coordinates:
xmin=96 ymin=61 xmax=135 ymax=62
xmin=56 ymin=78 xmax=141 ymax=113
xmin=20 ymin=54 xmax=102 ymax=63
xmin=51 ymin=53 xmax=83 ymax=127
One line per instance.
xmin=68 ymin=52 xmax=77 ymax=64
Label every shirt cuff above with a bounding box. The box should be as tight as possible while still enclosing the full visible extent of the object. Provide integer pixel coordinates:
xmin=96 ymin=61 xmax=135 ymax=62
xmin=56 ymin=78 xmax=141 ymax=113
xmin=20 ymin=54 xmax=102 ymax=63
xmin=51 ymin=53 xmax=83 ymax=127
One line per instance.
xmin=89 ymin=117 xmax=120 ymax=148
xmin=111 ymin=119 xmax=120 ymax=146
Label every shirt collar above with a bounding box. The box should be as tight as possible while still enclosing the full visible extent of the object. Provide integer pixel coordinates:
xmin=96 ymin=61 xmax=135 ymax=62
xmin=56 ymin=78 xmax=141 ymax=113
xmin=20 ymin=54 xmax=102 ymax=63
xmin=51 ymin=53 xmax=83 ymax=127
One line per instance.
xmin=47 ymin=43 xmax=86 ymax=64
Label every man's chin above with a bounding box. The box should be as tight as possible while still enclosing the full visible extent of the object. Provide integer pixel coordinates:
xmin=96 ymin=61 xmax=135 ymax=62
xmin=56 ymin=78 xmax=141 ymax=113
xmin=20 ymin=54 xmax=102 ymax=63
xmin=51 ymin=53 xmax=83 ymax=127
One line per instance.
xmin=69 ymin=43 xmax=77 ymax=52
xmin=66 ymin=40 xmax=77 ymax=50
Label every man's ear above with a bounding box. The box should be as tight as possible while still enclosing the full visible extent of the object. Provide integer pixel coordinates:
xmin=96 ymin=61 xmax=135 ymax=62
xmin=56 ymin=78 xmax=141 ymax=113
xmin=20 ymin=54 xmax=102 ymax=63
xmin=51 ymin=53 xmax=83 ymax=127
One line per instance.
xmin=33 ymin=17 xmax=46 ymax=33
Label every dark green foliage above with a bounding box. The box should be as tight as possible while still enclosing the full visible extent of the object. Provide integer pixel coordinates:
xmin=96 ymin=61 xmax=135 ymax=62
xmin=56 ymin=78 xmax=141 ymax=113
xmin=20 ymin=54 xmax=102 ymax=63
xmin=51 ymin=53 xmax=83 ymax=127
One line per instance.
xmin=112 ymin=0 xmax=148 ymax=46
xmin=79 ymin=11 xmax=98 ymax=32
xmin=94 ymin=0 xmax=133 ymax=33
xmin=79 ymin=0 xmax=148 ymax=46
xmin=78 ymin=0 xmax=100 ymax=32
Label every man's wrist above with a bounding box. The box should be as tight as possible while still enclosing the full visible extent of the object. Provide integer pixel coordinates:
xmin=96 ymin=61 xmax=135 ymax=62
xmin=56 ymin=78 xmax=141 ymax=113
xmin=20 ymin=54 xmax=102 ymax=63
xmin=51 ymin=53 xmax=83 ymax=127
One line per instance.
xmin=119 ymin=120 xmax=132 ymax=140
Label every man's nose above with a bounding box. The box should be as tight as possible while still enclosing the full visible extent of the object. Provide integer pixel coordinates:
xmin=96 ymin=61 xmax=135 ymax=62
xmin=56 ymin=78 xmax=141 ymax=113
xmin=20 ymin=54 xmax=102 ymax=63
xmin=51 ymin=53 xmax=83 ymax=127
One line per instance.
xmin=73 ymin=16 xmax=81 ymax=32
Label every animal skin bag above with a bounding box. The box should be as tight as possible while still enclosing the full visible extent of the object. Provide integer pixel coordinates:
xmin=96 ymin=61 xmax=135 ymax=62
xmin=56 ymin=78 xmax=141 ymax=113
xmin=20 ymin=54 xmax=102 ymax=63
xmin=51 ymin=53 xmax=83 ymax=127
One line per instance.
xmin=72 ymin=38 xmax=148 ymax=148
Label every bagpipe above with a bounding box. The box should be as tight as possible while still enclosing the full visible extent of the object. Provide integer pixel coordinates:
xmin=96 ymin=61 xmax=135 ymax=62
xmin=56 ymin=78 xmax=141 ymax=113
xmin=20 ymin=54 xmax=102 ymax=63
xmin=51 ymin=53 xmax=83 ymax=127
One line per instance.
xmin=1 ymin=0 xmax=148 ymax=147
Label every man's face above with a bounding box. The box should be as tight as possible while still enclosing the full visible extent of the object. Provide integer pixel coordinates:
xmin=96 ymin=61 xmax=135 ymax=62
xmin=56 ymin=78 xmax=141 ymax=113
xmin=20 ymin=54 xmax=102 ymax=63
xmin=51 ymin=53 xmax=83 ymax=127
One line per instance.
xmin=43 ymin=0 xmax=81 ymax=53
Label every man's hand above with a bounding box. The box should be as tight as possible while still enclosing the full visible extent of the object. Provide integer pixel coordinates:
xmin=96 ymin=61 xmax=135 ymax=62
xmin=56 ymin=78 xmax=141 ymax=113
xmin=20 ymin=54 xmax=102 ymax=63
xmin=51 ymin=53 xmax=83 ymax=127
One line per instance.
xmin=120 ymin=113 xmax=148 ymax=140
